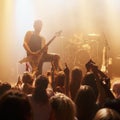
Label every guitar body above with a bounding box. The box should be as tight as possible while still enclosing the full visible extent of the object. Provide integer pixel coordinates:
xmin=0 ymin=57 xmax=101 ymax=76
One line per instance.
xmin=19 ymin=51 xmax=44 ymax=71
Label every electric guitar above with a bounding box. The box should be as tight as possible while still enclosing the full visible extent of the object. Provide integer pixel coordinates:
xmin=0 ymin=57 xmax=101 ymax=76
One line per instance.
xmin=19 ymin=31 xmax=62 ymax=71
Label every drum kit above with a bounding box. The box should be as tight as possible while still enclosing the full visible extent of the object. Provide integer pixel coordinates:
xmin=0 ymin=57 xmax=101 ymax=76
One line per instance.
xmin=66 ymin=33 xmax=100 ymax=67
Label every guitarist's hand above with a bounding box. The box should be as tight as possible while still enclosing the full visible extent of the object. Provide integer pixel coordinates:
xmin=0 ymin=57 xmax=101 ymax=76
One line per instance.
xmin=31 ymin=51 xmax=38 ymax=55
xmin=43 ymin=46 xmax=48 ymax=53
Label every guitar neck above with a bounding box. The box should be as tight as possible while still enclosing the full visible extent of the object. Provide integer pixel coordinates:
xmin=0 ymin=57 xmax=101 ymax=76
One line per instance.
xmin=40 ymin=31 xmax=61 ymax=52
xmin=40 ymin=36 xmax=56 ymax=52
xmin=46 ymin=36 xmax=56 ymax=47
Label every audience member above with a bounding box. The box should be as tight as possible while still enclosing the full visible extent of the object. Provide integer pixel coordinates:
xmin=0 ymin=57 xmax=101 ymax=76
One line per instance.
xmin=75 ymin=85 xmax=99 ymax=120
xmin=112 ymin=82 xmax=120 ymax=98
xmin=103 ymin=98 xmax=120 ymax=114
xmin=0 ymin=89 xmax=33 ymax=120
xmin=49 ymin=92 xmax=76 ymax=120
xmin=70 ymin=66 xmax=82 ymax=101
xmin=93 ymin=108 xmax=120 ymax=120
xmin=28 ymin=75 xmax=52 ymax=120
xmin=22 ymin=72 xmax=34 ymax=94
xmin=0 ymin=82 xmax=11 ymax=97
xmin=82 ymin=72 xmax=98 ymax=101
xmin=54 ymin=71 xmax=66 ymax=94
xmin=82 ymin=60 xmax=98 ymax=101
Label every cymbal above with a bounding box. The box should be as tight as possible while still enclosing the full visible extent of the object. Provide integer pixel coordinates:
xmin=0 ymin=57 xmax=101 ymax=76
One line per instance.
xmin=88 ymin=33 xmax=100 ymax=37
xmin=73 ymin=34 xmax=81 ymax=39
xmin=69 ymin=38 xmax=82 ymax=45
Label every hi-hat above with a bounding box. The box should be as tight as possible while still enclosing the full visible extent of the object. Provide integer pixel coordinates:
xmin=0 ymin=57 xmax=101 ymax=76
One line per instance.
xmin=73 ymin=34 xmax=80 ymax=38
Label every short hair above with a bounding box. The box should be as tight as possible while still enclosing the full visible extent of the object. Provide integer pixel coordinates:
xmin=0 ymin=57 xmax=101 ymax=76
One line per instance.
xmin=22 ymin=72 xmax=33 ymax=84
xmin=33 ymin=19 xmax=42 ymax=27
xmin=0 ymin=82 xmax=11 ymax=96
xmin=50 ymin=93 xmax=76 ymax=120
xmin=32 ymin=75 xmax=49 ymax=104
xmin=112 ymin=82 xmax=120 ymax=98
xmin=35 ymin=75 xmax=48 ymax=90
xmin=93 ymin=108 xmax=120 ymax=120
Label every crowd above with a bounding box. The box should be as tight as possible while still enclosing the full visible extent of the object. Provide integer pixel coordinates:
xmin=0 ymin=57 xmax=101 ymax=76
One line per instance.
xmin=0 ymin=59 xmax=120 ymax=120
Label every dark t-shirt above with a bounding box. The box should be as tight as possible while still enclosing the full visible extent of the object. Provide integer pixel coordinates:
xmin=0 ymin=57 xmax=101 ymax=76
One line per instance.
xmin=28 ymin=34 xmax=42 ymax=52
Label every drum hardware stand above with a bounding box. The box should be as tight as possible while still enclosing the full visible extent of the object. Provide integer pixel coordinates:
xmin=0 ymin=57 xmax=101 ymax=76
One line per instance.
xmin=101 ymin=33 xmax=110 ymax=73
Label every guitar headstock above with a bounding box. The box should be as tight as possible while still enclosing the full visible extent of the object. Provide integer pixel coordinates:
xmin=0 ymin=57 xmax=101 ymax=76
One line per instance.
xmin=55 ymin=30 xmax=62 ymax=37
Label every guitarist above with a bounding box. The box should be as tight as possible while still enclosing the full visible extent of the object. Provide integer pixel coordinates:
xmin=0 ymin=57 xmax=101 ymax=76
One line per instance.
xmin=23 ymin=19 xmax=61 ymax=76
